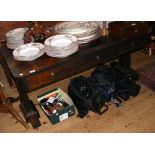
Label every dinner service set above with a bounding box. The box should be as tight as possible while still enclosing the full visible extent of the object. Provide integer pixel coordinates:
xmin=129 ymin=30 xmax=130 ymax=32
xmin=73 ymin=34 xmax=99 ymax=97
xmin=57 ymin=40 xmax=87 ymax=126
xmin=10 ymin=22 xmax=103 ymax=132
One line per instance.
xmin=6 ymin=22 xmax=101 ymax=61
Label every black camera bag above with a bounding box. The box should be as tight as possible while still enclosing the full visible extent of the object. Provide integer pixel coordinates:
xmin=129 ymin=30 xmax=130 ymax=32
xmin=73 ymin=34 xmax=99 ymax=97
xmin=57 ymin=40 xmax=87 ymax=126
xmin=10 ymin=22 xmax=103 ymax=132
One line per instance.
xmin=110 ymin=61 xmax=141 ymax=99
xmin=91 ymin=64 xmax=124 ymax=107
xmin=68 ymin=76 xmax=108 ymax=118
xmin=91 ymin=65 xmax=116 ymax=102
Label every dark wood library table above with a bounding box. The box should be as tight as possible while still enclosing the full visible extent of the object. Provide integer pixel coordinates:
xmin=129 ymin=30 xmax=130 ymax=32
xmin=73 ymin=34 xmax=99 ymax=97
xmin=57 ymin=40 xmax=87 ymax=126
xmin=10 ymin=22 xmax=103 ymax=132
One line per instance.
xmin=0 ymin=36 xmax=148 ymax=128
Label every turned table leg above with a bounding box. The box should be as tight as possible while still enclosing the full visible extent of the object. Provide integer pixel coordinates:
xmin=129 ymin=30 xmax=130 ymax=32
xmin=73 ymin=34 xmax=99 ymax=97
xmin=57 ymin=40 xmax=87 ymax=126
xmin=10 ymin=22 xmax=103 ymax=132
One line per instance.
xmin=19 ymin=93 xmax=41 ymax=129
xmin=15 ymin=79 xmax=41 ymax=129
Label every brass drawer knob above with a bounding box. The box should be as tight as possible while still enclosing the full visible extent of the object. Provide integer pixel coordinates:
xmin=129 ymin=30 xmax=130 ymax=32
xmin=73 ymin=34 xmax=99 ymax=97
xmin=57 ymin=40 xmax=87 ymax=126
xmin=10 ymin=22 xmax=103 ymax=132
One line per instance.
xmin=96 ymin=55 xmax=100 ymax=59
xmin=134 ymin=29 xmax=138 ymax=33
xmin=51 ymin=72 xmax=55 ymax=76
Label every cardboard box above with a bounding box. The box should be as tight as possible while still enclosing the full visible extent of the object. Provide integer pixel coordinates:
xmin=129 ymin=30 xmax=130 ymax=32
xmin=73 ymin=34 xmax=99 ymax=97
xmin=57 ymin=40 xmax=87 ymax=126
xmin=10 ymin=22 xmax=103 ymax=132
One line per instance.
xmin=37 ymin=88 xmax=75 ymax=125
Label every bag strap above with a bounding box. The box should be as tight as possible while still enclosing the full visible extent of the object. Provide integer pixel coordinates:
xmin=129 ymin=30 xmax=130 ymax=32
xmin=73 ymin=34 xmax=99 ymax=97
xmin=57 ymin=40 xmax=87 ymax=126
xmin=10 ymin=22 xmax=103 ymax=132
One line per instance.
xmin=91 ymin=90 xmax=109 ymax=115
xmin=97 ymin=104 xmax=109 ymax=115
xmin=111 ymin=96 xmax=123 ymax=107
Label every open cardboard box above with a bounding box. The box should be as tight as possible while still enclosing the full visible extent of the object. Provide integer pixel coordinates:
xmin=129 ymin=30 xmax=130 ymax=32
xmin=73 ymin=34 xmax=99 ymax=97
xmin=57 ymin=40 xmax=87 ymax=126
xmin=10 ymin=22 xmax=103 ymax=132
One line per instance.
xmin=37 ymin=88 xmax=75 ymax=125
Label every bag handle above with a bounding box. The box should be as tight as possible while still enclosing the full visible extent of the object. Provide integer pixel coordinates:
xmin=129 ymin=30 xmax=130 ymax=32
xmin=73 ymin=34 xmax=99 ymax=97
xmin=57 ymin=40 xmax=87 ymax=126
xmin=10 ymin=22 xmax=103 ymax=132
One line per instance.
xmin=97 ymin=104 xmax=109 ymax=115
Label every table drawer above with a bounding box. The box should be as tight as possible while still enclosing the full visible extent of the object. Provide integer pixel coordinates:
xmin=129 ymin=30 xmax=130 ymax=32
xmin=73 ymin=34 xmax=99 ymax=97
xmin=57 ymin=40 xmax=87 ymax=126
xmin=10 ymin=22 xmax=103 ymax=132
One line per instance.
xmin=76 ymin=52 xmax=102 ymax=71
xmin=77 ymin=41 xmax=131 ymax=69
xmin=76 ymin=37 xmax=147 ymax=72
xmin=25 ymin=61 xmax=75 ymax=90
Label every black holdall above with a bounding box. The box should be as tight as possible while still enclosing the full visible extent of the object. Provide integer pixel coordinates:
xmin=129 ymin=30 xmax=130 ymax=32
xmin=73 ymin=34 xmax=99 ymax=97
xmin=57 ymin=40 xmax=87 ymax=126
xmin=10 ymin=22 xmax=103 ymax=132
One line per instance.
xmin=91 ymin=64 xmax=123 ymax=107
xmin=91 ymin=65 xmax=116 ymax=102
xmin=68 ymin=76 xmax=108 ymax=118
xmin=110 ymin=61 xmax=141 ymax=99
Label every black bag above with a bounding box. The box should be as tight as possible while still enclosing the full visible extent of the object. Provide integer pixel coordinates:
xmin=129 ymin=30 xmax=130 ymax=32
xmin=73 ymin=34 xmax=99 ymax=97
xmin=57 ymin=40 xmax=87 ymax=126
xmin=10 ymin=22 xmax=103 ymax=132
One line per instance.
xmin=68 ymin=76 xmax=108 ymax=118
xmin=91 ymin=65 xmax=116 ymax=101
xmin=91 ymin=64 xmax=123 ymax=107
xmin=110 ymin=61 xmax=141 ymax=100
xmin=93 ymin=63 xmax=141 ymax=102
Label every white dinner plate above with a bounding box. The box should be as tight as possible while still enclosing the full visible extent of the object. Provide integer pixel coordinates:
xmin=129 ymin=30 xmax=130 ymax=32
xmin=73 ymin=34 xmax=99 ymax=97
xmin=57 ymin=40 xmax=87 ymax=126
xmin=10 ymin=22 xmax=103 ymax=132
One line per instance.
xmin=6 ymin=27 xmax=29 ymax=38
xmin=44 ymin=34 xmax=78 ymax=48
xmin=54 ymin=21 xmax=99 ymax=35
xmin=13 ymin=43 xmax=45 ymax=61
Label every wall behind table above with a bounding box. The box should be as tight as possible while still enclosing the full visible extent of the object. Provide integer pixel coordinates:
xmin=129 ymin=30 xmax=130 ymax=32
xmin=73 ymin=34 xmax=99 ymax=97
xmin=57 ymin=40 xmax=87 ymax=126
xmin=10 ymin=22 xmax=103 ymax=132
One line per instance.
xmin=0 ymin=21 xmax=60 ymax=40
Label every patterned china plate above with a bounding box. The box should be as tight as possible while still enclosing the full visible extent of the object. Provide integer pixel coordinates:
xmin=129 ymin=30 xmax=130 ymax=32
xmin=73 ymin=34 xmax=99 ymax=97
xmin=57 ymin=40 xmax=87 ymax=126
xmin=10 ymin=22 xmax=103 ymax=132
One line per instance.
xmin=44 ymin=34 xmax=78 ymax=49
xmin=45 ymin=45 xmax=78 ymax=58
xmin=6 ymin=27 xmax=29 ymax=38
xmin=54 ymin=21 xmax=99 ymax=35
xmin=13 ymin=43 xmax=45 ymax=61
xmin=44 ymin=34 xmax=78 ymax=58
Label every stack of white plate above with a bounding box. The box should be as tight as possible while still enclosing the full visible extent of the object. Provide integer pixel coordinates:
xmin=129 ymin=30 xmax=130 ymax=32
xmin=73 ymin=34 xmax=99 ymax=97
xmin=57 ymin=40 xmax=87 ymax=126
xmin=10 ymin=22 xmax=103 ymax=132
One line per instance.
xmin=44 ymin=34 xmax=78 ymax=58
xmin=6 ymin=27 xmax=29 ymax=49
xmin=53 ymin=21 xmax=101 ymax=44
xmin=13 ymin=43 xmax=45 ymax=61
